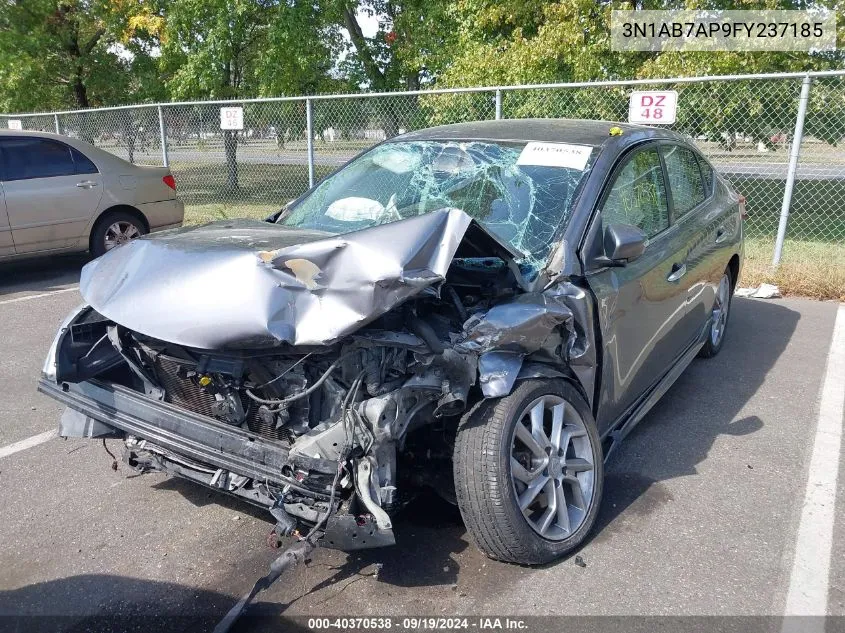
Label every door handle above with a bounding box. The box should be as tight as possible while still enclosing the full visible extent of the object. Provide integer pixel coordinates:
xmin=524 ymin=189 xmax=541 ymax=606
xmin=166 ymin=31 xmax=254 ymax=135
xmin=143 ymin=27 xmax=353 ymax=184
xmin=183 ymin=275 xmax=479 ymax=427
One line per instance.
xmin=667 ymin=263 xmax=687 ymax=282
xmin=715 ymin=227 xmax=727 ymax=244
xmin=75 ymin=180 xmax=98 ymax=189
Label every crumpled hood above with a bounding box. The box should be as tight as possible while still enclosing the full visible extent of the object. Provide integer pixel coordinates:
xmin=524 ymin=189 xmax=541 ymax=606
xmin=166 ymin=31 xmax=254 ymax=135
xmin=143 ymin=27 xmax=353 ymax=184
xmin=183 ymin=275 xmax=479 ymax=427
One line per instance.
xmin=80 ymin=209 xmax=515 ymax=349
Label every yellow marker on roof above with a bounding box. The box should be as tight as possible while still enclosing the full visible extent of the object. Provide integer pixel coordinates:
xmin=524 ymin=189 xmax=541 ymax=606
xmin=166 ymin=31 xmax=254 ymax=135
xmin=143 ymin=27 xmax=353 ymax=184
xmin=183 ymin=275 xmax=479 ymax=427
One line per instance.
xmin=609 ymin=126 xmax=623 ymax=136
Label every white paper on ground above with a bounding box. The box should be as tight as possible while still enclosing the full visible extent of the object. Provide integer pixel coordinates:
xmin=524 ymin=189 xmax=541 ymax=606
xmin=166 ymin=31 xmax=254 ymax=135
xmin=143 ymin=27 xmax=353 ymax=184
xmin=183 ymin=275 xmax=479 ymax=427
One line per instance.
xmin=516 ymin=142 xmax=593 ymax=170
xmin=735 ymin=283 xmax=782 ymax=299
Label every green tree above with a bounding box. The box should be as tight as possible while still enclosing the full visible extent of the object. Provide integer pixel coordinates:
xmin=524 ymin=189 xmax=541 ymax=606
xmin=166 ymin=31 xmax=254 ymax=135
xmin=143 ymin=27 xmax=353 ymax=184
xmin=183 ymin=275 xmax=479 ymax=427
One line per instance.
xmin=334 ymin=0 xmax=458 ymax=136
xmin=0 ymin=0 xmax=164 ymax=112
xmin=161 ymin=0 xmax=339 ymax=191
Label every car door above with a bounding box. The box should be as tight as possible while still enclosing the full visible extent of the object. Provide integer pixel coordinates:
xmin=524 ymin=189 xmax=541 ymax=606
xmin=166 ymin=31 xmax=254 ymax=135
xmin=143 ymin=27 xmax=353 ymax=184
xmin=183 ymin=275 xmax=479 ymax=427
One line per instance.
xmin=584 ymin=145 xmax=694 ymax=431
xmin=661 ymin=145 xmax=726 ymax=337
xmin=0 ymin=137 xmax=103 ymax=253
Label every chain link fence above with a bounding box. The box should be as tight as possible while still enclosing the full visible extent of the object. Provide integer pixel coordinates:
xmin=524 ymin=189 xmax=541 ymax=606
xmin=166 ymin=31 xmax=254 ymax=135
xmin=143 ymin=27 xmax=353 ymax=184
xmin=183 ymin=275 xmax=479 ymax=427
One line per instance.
xmin=2 ymin=72 xmax=844 ymax=293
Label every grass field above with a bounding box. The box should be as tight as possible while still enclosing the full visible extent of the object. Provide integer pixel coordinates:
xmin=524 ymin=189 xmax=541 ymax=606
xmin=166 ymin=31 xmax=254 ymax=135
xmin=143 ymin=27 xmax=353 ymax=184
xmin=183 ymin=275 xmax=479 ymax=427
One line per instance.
xmin=174 ymin=163 xmax=844 ymax=301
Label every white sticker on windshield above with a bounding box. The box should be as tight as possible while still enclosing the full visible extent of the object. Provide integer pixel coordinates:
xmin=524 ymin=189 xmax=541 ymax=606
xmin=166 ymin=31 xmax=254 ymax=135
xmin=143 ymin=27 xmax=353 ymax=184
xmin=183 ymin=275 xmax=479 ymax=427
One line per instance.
xmin=516 ymin=142 xmax=593 ymax=170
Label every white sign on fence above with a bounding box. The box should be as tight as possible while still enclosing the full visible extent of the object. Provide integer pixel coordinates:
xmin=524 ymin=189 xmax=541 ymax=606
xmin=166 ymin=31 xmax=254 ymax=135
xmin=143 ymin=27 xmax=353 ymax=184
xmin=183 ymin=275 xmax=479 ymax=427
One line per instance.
xmin=220 ymin=107 xmax=244 ymax=130
xmin=628 ymin=90 xmax=677 ymax=124
xmin=7 ymin=119 xmax=22 ymax=130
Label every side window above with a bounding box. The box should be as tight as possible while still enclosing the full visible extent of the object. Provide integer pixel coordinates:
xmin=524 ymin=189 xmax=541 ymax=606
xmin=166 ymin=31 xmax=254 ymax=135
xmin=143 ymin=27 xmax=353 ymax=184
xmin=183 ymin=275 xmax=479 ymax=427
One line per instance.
xmin=2 ymin=138 xmax=76 ymax=181
xmin=662 ymin=144 xmax=706 ymax=217
xmin=71 ymin=148 xmax=99 ymax=175
xmin=602 ymin=148 xmax=669 ymax=238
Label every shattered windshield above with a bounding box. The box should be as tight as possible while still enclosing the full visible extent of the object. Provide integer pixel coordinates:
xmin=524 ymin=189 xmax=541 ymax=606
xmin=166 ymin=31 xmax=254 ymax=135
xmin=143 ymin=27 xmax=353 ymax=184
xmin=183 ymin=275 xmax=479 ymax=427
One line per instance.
xmin=278 ymin=140 xmax=596 ymax=269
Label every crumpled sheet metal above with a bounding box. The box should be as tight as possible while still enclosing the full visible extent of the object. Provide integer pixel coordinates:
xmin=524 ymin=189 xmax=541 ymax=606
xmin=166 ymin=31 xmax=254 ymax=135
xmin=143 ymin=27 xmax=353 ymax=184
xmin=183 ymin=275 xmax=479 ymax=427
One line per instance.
xmin=457 ymin=293 xmax=574 ymax=355
xmin=80 ymin=209 xmax=474 ymax=349
xmin=458 ymin=285 xmax=594 ymax=399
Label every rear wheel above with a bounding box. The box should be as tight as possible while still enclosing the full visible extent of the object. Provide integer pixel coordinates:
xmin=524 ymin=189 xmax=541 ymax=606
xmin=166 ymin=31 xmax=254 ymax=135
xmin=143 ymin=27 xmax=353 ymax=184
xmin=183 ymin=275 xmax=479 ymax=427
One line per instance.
xmin=90 ymin=211 xmax=146 ymax=258
xmin=453 ymin=380 xmax=603 ymax=565
xmin=698 ymin=269 xmax=733 ymax=358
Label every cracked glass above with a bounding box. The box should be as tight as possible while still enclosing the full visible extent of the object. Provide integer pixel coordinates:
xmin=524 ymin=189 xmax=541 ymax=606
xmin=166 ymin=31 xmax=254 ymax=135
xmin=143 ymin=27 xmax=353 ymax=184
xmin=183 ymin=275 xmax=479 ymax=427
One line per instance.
xmin=278 ymin=140 xmax=596 ymax=270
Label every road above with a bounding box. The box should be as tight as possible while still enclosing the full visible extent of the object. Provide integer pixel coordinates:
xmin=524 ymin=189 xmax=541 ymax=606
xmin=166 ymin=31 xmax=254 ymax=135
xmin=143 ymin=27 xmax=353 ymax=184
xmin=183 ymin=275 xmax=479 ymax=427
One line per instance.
xmin=0 ymin=256 xmax=843 ymax=632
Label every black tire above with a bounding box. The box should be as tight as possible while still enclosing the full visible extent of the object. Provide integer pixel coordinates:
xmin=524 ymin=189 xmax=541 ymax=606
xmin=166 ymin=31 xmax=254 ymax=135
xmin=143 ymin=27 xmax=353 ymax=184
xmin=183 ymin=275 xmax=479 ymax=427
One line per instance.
xmin=90 ymin=210 xmax=147 ymax=258
xmin=698 ymin=268 xmax=734 ymax=358
xmin=453 ymin=379 xmax=603 ymax=565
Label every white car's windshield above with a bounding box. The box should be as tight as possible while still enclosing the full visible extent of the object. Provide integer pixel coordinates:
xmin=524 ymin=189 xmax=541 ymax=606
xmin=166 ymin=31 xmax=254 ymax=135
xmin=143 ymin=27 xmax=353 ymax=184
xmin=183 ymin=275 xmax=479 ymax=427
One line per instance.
xmin=278 ymin=140 xmax=596 ymax=270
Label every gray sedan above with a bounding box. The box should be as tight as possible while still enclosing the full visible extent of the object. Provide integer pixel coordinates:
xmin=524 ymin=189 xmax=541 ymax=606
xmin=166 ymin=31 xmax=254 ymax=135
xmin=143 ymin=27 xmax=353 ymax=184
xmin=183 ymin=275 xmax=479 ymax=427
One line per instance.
xmin=0 ymin=130 xmax=183 ymax=260
xmin=39 ymin=119 xmax=743 ymax=567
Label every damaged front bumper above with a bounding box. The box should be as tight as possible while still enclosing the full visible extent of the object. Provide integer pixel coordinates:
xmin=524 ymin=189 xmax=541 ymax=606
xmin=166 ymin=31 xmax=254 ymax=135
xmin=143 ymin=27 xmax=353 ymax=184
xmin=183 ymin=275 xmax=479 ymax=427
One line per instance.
xmin=37 ymin=376 xmax=393 ymax=550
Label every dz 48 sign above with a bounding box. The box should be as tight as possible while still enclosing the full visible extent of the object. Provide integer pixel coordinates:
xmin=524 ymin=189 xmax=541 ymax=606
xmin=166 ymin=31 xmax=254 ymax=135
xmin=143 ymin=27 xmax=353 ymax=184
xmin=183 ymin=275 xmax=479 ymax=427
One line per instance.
xmin=628 ymin=90 xmax=677 ymax=125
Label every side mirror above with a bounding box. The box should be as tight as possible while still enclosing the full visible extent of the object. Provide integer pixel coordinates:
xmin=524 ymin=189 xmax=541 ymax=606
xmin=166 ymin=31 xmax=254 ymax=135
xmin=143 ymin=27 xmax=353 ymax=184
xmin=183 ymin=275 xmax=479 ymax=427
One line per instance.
xmin=599 ymin=223 xmax=647 ymax=266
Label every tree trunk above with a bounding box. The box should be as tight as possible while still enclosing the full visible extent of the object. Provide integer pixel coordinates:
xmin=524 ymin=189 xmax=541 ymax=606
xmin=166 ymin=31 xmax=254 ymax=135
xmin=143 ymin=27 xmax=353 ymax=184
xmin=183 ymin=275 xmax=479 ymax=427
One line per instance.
xmin=224 ymin=130 xmax=239 ymax=193
xmin=72 ymin=74 xmax=89 ymax=108
xmin=73 ymin=67 xmax=96 ymax=144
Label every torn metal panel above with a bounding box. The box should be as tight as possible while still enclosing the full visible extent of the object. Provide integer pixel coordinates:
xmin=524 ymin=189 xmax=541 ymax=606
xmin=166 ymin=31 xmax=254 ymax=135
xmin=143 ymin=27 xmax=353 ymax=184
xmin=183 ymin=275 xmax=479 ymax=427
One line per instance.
xmin=477 ymin=351 xmax=524 ymax=398
xmin=457 ymin=281 xmax=596 ymax=402
xmin=79 ymin=209 xmax=521 ymax=350
xmin=457 ymin=293 xmax=574 ymax=354
xmin=547 ymin=283 xmax=597 ymax=408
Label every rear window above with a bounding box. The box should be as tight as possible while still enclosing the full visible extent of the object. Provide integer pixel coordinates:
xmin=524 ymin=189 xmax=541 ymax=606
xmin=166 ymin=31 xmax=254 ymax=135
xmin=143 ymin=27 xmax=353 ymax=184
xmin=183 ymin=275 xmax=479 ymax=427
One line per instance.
xmin=661 ymin=144 xmax=706 ymax=218
xmin=697 ymin=153 xmax=715 ymax=195
xmin=71 ymin=148 xmax=99 ymax=175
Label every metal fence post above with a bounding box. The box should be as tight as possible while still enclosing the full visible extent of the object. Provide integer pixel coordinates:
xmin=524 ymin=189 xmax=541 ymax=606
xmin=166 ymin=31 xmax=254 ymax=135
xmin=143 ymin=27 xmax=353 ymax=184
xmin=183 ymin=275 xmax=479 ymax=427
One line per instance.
xmin=772 ymin=75 xmax=811 ymax=267
xmin=495 ymin=89 xmax=502 ymax=120
xmin=157 ymin=105 xmax=169 ymax=168
xmin=306 ymin=98 xmax=315 ymax=188
xmin=53 ymin=114 xmax=61 ymax=134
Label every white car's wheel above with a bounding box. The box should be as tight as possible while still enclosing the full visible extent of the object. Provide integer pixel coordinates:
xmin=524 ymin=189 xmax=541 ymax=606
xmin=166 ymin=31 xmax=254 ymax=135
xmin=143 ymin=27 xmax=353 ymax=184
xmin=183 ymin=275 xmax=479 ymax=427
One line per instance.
xmin=91 ymin=211 xmax=146 ymax=257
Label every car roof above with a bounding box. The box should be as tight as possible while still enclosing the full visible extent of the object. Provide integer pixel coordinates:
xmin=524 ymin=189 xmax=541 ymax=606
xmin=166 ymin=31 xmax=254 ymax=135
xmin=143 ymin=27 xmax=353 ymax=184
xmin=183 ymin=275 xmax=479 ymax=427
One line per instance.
xmin=395 ymin=118 xmax=683 ymax=146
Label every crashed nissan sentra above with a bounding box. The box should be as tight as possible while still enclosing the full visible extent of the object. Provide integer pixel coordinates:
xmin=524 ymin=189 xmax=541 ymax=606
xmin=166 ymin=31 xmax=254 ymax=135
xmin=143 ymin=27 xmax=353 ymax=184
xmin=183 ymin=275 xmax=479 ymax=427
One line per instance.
xmin=39 ymin=119 xmax=743 ymax=565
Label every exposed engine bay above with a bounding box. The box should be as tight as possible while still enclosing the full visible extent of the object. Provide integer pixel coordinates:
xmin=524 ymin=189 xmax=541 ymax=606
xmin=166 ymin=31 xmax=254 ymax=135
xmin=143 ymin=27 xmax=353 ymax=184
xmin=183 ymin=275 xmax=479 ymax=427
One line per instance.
xmin=42 ymin=209 xmax=594 ymax=550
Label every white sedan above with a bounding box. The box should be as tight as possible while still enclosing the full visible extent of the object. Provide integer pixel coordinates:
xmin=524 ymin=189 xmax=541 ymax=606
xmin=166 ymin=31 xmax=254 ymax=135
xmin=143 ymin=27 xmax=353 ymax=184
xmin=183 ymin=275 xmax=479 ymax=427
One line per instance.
xmin=0 ymin=130 xmax=184 ymax=260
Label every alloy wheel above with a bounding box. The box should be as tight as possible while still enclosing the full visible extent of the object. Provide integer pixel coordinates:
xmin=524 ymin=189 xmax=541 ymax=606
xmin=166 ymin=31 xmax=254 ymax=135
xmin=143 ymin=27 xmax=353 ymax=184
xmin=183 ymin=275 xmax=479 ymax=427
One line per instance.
xmin=509 ymin=395 xmax=596 ymax=541
xmin=104 ymin=221 xmax=141 ymax=251
xmin=710 ymin=273 xmax=731 ymax=347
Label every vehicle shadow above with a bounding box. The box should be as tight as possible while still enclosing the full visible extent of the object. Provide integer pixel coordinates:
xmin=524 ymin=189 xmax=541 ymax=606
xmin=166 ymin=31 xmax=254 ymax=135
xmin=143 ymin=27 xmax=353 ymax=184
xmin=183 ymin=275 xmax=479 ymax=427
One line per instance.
xmin=0 ymin=253 xmax=88 ymax=297
xmin=0 ymin=573 xmax=311 ymax=633
xmin=591 ymin=297 xmax=798 ymax=541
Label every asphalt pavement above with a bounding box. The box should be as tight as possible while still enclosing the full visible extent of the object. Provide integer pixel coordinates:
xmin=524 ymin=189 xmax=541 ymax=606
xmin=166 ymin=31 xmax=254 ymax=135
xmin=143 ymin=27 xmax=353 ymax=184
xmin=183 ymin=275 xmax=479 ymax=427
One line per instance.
xmin=0 ymin=256 xmax=843 ymax=632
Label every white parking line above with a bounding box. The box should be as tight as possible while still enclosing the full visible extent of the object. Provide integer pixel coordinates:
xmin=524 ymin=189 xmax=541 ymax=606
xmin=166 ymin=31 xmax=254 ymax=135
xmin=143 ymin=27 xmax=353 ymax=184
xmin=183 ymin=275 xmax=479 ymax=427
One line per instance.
xmin=0 ymin=286 xmax=79 ymax=306
xmin=784 ymin=304 xmax=845 ymax=618
xmin=0 ymin=429 xmax=57 ymax=459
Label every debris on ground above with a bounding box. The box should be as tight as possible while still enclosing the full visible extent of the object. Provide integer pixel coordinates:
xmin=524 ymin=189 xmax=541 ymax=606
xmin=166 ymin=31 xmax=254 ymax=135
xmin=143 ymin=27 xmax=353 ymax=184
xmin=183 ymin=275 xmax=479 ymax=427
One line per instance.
xmin=735 ymin=283 xmax=781 ymax=299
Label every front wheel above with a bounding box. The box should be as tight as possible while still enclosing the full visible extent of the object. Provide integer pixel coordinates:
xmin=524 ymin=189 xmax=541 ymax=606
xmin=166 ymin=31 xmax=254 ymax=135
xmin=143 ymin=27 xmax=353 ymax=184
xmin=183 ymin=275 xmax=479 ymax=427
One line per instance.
xmin=453 ymin=380 xmax=603 ymax=565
